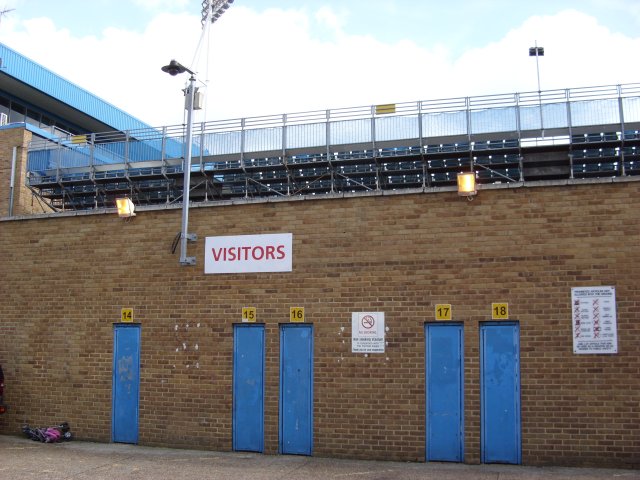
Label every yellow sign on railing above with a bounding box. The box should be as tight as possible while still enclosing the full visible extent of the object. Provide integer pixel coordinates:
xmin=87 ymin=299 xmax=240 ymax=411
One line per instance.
xmin=375 ymin=104 xmax=396 ymax=115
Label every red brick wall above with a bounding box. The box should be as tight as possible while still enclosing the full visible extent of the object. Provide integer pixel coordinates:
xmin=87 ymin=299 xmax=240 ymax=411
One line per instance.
xmin=1 ymin=180 xmax=639 ymax=468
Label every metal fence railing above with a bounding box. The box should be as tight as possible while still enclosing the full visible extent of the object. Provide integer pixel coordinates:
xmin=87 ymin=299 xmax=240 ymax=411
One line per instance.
xmin=27 ymin=83 xmax=640 ymax=175
xmin=23 ymin=83 xmax=640 ymax=211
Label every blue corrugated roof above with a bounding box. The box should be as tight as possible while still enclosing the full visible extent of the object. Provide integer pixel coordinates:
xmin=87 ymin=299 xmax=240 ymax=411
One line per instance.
xmin=0 ymin=42 xmax=152 ymax=132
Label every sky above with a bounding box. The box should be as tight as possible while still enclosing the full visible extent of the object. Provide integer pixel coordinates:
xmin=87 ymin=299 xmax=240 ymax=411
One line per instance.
xmin=0 ymin=0 xmax=638 ymax=128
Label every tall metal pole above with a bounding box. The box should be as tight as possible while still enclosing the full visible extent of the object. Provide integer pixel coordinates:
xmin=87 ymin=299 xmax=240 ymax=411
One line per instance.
xmin=180 ymin=74 xmax=197 ymax=266
xmin=534 ymin=41 xmax=542 ymax=95
xmin=162 ymin=0 xmax=233 ymax=266
xmin=529 ymin=41 xmax=545 ymax=137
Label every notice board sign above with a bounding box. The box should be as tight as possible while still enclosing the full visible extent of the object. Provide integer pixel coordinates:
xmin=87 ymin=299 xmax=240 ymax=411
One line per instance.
xmin=571 ymin=286 xmax=618 ymax=354
xmin=352 ymin=312 xmax=385 ymax=353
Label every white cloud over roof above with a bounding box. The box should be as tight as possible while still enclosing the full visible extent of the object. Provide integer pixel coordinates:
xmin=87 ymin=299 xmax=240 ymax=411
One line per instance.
xmin=0 ymin=3 xmax=637 ymax=128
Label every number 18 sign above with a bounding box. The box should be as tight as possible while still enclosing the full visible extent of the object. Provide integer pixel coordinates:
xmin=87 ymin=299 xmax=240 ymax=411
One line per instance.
xmin=492 ymin=303 xmax=509 ymax=320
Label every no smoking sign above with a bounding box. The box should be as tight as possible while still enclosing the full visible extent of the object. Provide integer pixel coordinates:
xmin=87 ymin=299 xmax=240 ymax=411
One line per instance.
xmin=352 ymin=312 xmax=385 ymax=353
xmin=361 ymin=314 xmax=375 ymax=329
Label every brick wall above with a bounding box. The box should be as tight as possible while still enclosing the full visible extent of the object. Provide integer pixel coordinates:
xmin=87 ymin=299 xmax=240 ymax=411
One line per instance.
xmin=0 ymin=180 xmax=639 ymax=468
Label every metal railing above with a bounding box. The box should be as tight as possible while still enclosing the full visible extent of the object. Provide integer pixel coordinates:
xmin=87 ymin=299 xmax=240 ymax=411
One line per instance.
xmin=27 ymin=83 xmax=640 ymax=172
xmin=24 ymin=83 xmax=640 ymax=210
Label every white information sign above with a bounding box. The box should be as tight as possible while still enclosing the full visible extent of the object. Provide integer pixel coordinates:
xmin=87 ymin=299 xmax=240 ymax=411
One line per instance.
xmin=352 ymin=312 xmax=385 ymax=353
xmin=571 ymin=286 xmax=617 ymax=354
xmin=204 ymin=233 xmax=292 ymax=274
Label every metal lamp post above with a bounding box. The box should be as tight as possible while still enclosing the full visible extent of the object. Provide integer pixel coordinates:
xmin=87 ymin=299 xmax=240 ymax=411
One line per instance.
xmin=161 ymin=0 xmax=234 ymax=266
xmin=161 ymin=60 xmax=197 ymax=266
xmin=529 ymin=41 xmax=545 ymax=136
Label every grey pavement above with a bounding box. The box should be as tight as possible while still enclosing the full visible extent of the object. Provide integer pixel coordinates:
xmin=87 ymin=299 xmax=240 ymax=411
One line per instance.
xmin=0 ymin=435 xmax=638 ymax=480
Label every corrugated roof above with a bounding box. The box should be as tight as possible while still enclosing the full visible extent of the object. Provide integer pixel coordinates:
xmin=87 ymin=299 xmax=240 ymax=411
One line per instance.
xmin=0 ymin=42 xmax=152 ymax=132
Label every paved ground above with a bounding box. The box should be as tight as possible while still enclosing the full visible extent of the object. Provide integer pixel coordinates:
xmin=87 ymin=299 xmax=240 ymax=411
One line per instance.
xmin=0 ymin=435 xmax=638 ymax=480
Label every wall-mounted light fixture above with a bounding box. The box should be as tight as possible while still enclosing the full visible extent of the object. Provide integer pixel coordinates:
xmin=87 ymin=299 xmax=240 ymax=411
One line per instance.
xmin=457 ymin=172 xmax=477 ymax=198
xmin=116 ymin=197 xmax=136 ymax=218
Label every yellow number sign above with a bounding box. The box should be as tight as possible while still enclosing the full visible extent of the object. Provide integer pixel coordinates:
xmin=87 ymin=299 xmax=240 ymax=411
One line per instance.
xmin=242 ymin=307 xmax=257 ymax=323
xmin=121 ymin=308 xmax=134 ymax=323
xmin=290 ymin=307 xmax=305 ymax=323
xmin=435 ymin=304 xmax=452 ymax=321
xmin=492 ymin=303 xmax=509 ymax=320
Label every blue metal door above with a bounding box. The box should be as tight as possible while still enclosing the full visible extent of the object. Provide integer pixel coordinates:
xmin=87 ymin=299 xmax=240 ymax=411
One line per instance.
xmin=425 ymin=323 xmax=464 ymax=462
xmin=233 ymin=324 xmax=265 ymax=452
xmin=112 ymin=324 xmax=140 ymax=444
xmin=480 ymin=322 xmax=521 ymax=464
xmin=280 ymin=324 xmax=313 ymax=455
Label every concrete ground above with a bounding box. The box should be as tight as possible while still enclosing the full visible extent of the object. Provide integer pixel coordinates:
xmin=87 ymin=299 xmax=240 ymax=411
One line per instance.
xmin=0 ymin=435 xmax=638 ymax=480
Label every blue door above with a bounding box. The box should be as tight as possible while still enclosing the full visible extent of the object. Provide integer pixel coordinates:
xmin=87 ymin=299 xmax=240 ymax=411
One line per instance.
xmin=233 ymin=324 xmax=265 ymax=452
xmin=280 ymin=324 xmax=313 ymax=455
xmin=480 ymin=322 xmax=521 ymax=464
xmin=425 ymin=323 xmax=464 ymax=462
xmin=112 ymin=324 xmax=141 ymax=444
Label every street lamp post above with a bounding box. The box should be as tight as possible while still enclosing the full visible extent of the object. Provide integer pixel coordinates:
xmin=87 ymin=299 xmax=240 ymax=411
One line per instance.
xmin=161 ymin=0 xmax=234 ymax=266
xmin=529 ymin=41 xmax=545 ymax=136
xmin=161 ymin=60 xmax=197 ymax=266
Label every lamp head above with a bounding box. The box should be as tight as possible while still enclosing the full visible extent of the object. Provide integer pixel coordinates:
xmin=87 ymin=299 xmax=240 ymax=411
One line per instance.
xmin=116 ymin=197 xmax=136 ymax=218
xmin=457 ymin=172 xmax=477 ymax=198
xmin=529 ymin=46 xmax=544 ymax=56
xmin=161 ymin=60 xmax=187 ymax=76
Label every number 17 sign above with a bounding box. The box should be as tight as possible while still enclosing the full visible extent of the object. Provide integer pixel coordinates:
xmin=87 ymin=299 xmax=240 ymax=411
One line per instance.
xmin=435 ymin=304 xmax=452 ymax=321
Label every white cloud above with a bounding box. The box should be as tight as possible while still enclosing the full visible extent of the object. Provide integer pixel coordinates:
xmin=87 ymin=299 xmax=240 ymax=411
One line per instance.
xmin=314 ymin=6 xmax=347 ymax=33
xmin=0 ymin=6 xmax=637 ymax=129
xmin=133 ymin=0 xmax=190 ymax=10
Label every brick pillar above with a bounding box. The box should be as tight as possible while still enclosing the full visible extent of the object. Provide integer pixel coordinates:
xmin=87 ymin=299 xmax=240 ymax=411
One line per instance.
xmin=0 ymin=125 xmax=52 ymax=216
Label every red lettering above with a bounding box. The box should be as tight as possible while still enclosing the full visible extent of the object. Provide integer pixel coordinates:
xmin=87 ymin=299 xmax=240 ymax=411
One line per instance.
xmin=211 ymin=243 xmax=287 ymax=263
xmin=252 ymin=246 xmax=265 ymax=260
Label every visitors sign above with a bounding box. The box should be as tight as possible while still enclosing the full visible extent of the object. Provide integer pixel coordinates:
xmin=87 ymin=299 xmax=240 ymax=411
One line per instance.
xmin=204 ymin=233 xmax=292 ymax=274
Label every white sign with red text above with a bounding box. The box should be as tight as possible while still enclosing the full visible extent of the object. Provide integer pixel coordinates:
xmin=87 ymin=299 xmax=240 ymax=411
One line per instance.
xmin=204 ymin=233 xmax=293 ymax=274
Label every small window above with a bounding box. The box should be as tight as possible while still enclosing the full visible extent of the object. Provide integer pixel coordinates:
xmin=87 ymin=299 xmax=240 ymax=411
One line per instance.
xmin=9 ymin=101 xmax=25 ymax=123
xmin=26 ymin=108 xmax=40 ymax=127
xmin=0 ymin=97 xmax=8 ymax=118
xmin=41 ymin=115 xmax=53 ymax=127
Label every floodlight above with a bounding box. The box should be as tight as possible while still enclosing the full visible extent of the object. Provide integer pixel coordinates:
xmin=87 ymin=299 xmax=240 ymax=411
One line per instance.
xmin=116 ymin=197 xmax=136 ymax=218
xmin=457 ymin=172 xmax=477 ymax=197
